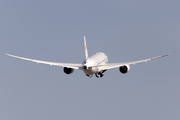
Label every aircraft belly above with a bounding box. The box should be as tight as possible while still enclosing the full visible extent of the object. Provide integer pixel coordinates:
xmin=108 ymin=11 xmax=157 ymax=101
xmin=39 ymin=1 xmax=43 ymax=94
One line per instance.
xmin=83 ymin=67 xmax=99 ymax=75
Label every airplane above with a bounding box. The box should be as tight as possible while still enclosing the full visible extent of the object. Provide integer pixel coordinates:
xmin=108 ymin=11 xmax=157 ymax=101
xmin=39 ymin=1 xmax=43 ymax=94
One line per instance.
xmin=6 ymin=36 xmax=174 ymax=78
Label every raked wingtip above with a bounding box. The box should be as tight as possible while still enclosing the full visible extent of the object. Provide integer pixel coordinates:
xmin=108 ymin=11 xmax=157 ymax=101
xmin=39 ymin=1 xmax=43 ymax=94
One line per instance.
xmin=6 ymin=53 xmax=9 ymax=56
xmin=167 ymin=51 xmax=175 ymax=56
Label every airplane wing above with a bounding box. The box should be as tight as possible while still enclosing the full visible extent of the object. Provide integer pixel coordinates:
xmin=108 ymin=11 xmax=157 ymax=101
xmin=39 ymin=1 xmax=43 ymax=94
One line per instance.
xmin=100 ymin=52 xmax=175 ymax=70
xmin=6 ymin=54 xmax=83 ymax=70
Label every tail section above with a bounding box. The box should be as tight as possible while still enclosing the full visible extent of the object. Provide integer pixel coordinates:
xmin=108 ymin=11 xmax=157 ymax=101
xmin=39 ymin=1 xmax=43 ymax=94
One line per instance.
xmin=84 ymin=36 xmax=88 ymax=61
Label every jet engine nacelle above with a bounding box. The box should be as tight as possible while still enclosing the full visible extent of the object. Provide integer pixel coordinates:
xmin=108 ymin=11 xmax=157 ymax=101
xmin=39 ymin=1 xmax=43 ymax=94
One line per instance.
xmin=119 ymin=65 xmax=130 ymax=74
xmin=63 ymin=67 xmax=74 ymax=74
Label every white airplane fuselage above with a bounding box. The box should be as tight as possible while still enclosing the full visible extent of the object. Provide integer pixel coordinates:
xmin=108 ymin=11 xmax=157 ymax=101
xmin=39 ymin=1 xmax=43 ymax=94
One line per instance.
xmin=83 ymin=52 xmax=108 ymax=75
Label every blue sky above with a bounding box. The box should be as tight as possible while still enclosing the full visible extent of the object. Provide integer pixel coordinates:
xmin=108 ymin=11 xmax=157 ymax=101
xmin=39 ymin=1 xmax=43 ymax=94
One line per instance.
xmin=0 ymin=0 xmax=180 ymax=120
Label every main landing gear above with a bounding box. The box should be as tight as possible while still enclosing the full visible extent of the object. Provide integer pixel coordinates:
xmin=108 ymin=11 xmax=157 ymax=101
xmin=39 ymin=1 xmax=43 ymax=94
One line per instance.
xmin=95 ymin=72 xmax=103 ymax=78
xmin=86 ymin=70 xmax=107 ymax=78
xmin=86 ymin=74 xmax=93 ymax=78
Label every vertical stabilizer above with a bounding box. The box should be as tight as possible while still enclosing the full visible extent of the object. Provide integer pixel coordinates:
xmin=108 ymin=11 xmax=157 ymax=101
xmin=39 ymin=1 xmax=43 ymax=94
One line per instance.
xmin=84 ymin=36 xmax=88 ymax=61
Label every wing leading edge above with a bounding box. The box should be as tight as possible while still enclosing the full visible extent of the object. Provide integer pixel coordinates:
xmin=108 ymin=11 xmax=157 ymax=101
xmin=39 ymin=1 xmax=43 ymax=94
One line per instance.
xmin=6 ymin=51 xmax=174 ymax=71
xmin=6 ymin=54 xmax=83 ymax=70
xmin=100 ymin=51 xmax=175 ymax=70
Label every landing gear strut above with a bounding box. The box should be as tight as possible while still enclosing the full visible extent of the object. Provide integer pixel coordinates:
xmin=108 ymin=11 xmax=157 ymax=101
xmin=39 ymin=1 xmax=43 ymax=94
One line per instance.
xmin=86 ymin=74 xmax=93 ymax=78
xmin=95 ymin=72 xmax=104 ymax=78
xmin=86 ymin=70 xmax=107 ymax=78
xmin=87 ymin=73 xmax=103 ymax=78
xmin=98 ymin=72 xmax=104 ymax=77
xmin=95 ymin=70 xmax=107 ymax=78
xmin=95 ymin=73 xmax=99 ymax=78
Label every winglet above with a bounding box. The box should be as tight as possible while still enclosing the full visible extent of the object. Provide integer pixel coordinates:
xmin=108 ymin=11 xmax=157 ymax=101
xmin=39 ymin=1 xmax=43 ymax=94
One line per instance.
xmin=84 ymin=36 xmax=88 ymax=60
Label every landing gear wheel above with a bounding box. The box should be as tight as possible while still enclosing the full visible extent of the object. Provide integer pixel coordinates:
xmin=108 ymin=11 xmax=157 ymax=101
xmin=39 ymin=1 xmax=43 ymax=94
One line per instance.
xmin=95 ymin=73 xmax=99 ymax=78
xmin=86 ymin=74 xmax=90 ymax=77
xmin=98 ymin=72 xmax=104 ymax=78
